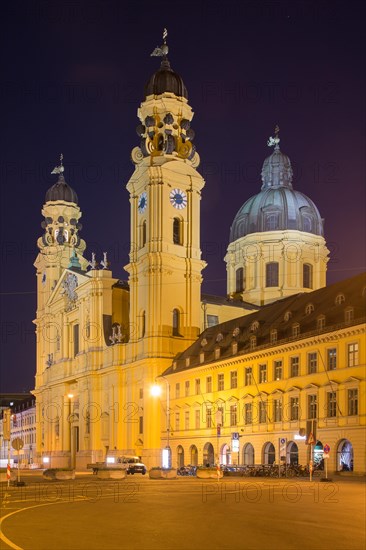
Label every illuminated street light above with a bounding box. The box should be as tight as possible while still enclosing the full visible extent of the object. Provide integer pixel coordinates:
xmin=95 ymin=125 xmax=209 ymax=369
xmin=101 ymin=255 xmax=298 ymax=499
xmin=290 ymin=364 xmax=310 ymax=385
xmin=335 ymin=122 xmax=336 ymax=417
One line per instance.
xmin=150 ymin=378 xmax=171 ymax=468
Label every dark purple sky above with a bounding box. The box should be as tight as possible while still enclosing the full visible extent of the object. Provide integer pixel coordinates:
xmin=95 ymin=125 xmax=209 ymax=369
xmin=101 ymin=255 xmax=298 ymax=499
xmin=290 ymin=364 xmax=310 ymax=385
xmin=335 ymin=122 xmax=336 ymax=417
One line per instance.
xmin=1 ymin=0 xmax=365 ymax=392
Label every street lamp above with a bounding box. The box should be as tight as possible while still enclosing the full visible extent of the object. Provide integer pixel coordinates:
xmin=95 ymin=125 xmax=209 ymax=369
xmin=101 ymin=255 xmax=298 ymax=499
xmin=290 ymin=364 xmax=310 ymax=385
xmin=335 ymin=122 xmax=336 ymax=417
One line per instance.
xmin=150 ymin=377 xmax=171 ymax=468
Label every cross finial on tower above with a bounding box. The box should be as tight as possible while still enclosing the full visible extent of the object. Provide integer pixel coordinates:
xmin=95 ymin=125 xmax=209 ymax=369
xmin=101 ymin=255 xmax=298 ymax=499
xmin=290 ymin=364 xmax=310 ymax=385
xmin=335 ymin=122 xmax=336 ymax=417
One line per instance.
xmin=51 ymin=153 xmax=65 ymax=175
xmin=267 ymin=125 xmax=281 ymax=148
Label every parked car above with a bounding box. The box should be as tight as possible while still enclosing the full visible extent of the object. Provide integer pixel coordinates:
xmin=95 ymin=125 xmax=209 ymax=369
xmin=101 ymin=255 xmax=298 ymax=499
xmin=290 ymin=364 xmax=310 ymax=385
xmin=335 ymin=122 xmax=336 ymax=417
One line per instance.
xmin=118 ymin=456 xmax=147 ymax=475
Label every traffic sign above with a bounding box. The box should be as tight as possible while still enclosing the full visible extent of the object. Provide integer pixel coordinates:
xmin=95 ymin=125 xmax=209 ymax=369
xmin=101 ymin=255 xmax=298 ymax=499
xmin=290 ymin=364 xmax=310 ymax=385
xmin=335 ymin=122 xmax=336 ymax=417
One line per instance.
xmin=307 ymin=432 xmax=315 ymax=445
xmin=323 ymin=444 xmax=330 ymax=454
xmin=12 ymin=438 xmax=24 ymax=451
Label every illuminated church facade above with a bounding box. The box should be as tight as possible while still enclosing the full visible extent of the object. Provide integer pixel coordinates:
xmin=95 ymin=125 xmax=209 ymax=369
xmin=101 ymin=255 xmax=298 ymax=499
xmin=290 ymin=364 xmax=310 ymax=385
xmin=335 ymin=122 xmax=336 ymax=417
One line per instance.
xmin=32 ymin=35 xmax=365 ymax=473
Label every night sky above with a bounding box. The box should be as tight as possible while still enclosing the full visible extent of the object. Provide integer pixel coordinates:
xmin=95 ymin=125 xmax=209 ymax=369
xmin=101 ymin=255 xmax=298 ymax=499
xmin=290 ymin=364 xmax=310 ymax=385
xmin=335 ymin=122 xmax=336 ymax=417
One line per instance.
xmin=1 ymin=0 xmax=365 ymax=393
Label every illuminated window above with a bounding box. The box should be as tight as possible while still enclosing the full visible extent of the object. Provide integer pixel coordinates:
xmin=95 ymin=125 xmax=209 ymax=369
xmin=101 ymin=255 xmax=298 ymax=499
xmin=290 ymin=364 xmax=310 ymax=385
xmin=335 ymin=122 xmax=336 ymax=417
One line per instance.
xmin=207 ymin=315 xmax=219 ymax=327
xmin=327 ymin=348 xmax=337 ymax=371
xmin=259 ymin=364 xmax=267 ymax=383
xmin=274 ymin=361 xmax=283 ymax=380
xmin=245 ymin=367 xmax=252 ymax=386
xmin=348 ymin=343 xmax=359 ymax=367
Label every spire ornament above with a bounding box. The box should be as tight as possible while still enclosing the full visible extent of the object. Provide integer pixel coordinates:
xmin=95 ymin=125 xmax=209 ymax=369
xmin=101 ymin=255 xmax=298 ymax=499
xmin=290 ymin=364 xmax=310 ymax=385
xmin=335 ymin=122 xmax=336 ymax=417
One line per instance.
xmin=150 ymin=28 xmax=169 ymax=57
xmin=51 ymin=153 xmax=65 ymax=175
xmin=267 ymin=125 xmax=280 ymax=148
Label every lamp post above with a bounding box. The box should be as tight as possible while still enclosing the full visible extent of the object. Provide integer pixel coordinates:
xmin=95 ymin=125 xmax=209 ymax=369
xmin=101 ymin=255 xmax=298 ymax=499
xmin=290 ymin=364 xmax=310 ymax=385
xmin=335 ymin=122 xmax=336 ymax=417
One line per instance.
xmin=150 ymin=377 xmax=171 ymax=468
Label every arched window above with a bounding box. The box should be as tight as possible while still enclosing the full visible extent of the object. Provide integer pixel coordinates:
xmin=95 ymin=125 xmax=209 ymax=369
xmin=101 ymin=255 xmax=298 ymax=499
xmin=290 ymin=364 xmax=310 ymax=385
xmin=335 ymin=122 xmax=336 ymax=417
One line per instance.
xmin=265 ymin=213 xmax=279 ymax=230
xmin=141 ymin=220 xmax=147 ymax=248
xmin=266 ymin=262 xmax=279 ymax=287
xmin=303 ymin=216 xmax=312 ymax=233
xmin=173 ymin=217 xmax=183 ymax=245
xmin=172 ymin=308 xmax=181 ymax=336
xmin=235 ymin=267 xmax=244 ymax=292
xmin=303 ymin=263 xmax=313 ymax=289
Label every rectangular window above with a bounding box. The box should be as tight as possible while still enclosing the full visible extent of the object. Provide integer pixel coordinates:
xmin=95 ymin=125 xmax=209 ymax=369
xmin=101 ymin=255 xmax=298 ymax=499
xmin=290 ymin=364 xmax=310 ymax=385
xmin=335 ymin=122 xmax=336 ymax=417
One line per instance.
xmin=259 ymin=401 xmax=267 ymax=423
xmin=175 ymin=412 xmax=180 ymax=431
xmin=274 ymin=361 xmax=283 ymax=380
xmin=292 ymin=324 xmax=300 ymax=338
xmin=230 ymin=404 xmax=237 ymax=426
xmin=139 ymin=416 xmax=143 ymax=434
xmin=290 ymin=397 xmax=299 ymax=421
xmin=175 ymin=383 xmax=180 ymax=399
xmin=290 ymin=356 xmax=299 ymax=377
xmin=195 ymin=410 xmax=200 ymax=429
xmin=73 ymin=324 xmax=79 ymax=357
xmin=345 ymin=308 xmax=354 ymax=323
xmin=348 ymin=389 xmax=358 ymax=416
xmin=307 ymin=352 xmax=317 ymax=374
xmin=206 ymin=376 xmax=212 ymax=393
xmin=270 ymin=330 xmax=277 ymax=344
xmin=185 ymin=381 xmax=190 ymax=397
xmin=327 ymin=348 xmax=337 ymax=371
xmin=308 ymin=395 xmax=317 ymax=420
xmin=207 ymin=315 xmax=219 ymax=327
xmin=195 ymin=379 xmax=201 ymax=395
xmin=139 ymin=388 xmax=144 ymax=399
xmin=218 ymin=374 xmax=224 ymax=391
xmin=317 ymin=316 xmax=326 ymax=330
xmin=206 ymin=408 xmax=212 ymax=428
xmin=327 ymin=392 xmax=337 ymax=418
xmin=245 ymin=367 xmax=252 ymax=386
xmin=259 ymin=364 xmax=267 ymax=383
xmin=348 ymin=343 xmax=359 ymax=367
xmin=244 ymin=403 xmax=252 ymax=425
xmin=230 ymin=371 xmax=238 ymax=389
xmin=266 ymin=262 xmax=279 ymax=287
xmin=273 ymin=399 xmax=282 ymax=422
xmin=185 ymin=411 xmax=190 ymax=430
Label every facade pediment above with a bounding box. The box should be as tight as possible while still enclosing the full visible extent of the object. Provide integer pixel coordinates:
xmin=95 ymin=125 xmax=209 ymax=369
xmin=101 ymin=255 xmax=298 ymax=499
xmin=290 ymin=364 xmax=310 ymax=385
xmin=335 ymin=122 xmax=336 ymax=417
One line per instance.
xmin=47 ymin=268 xmax=89 ymax=309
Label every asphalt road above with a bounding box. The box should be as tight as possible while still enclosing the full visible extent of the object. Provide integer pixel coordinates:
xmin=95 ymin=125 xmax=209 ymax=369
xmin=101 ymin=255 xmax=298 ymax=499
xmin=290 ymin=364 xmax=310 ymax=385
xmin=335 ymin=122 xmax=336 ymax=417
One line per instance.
xmin=1 ymin=473 xmax=365 ymax=550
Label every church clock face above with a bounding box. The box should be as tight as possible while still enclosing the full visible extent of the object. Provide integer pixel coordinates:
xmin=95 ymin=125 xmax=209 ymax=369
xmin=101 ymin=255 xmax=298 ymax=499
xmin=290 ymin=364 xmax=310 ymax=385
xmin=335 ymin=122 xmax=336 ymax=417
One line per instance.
xmin=138 ymin=192 xmax=147 ymax=214
xmin=169 ymin=188 xmax=187 ymax=210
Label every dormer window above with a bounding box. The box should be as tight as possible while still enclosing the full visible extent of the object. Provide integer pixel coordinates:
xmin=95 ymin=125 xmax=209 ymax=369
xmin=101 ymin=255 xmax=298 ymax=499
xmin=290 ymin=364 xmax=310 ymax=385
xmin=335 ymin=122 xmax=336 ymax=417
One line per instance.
xmin=305 ymin=303 xmax=314 ymax=315
xmin=284 ymin=311 xmax=292 ymax=322
xmin=335 ymin=293 xmax=345 ymax=305
xmin=250 ymin=336 xmax=256 ymax=350
xmin=270 ymin=329 xmax=277 ymax=344
xmin=250 ymin=321 xmax=259 ymax=332
xmin=292 ymin=323 xmax=300 ymax=338
xmin=317 ymin=315 xmax=326 ymax=330
xmin=345 ymin=307 xmax=354 ymax=323
xmin=265 ymin=213 xmax=279 ymax=231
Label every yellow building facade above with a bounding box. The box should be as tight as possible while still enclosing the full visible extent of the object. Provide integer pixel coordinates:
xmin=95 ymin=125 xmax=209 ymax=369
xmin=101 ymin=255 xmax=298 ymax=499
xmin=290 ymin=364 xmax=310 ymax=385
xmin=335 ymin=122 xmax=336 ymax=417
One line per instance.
xmin=32 ymin=35 xmax=365 ymax=473
xmin=162 ymin=274 xmax=366 ymax=474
